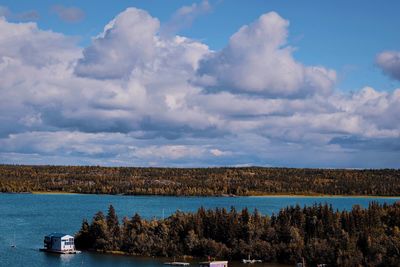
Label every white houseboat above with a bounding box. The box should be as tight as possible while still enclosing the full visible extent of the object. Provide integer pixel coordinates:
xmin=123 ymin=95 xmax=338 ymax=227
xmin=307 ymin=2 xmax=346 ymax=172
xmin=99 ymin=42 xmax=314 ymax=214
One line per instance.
xmin=40 ymin=233 xmax=80 ymax=254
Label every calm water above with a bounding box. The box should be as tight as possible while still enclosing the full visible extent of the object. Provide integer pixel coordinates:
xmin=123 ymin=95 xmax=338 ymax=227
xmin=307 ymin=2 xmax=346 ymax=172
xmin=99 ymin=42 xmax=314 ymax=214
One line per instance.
xmin=1 ymin=193 xmax=399 ymax=267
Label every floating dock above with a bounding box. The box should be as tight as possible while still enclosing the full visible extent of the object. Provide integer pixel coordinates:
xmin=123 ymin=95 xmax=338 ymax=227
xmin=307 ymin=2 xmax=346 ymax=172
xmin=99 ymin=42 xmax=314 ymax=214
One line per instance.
xmin=164 ymin=262 xmax=190 ymax=266
xmin=39 ymin=248 xmax=81 ymax=254
xmin=242 ymin=259 xmax=262 ymax=264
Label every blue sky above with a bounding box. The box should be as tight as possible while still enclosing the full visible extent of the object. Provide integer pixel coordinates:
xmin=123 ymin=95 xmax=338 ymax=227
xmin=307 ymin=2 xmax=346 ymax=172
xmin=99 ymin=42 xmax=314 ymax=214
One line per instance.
xmin=0 ymin=1 xmax=399 ymax=167
xmin=4 ymin=0 xmax=400 ymax=92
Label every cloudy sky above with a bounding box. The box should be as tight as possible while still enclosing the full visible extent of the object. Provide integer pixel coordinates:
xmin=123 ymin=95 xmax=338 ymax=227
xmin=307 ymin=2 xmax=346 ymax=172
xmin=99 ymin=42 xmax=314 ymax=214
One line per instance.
xmin=0 ymin=0 xmax=399 ymax=168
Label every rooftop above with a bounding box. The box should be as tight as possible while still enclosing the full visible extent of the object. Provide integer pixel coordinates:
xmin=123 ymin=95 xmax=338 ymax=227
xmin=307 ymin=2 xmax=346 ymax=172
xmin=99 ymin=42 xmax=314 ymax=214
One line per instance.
xmin=45 ymin=233 xmax=72 ymax=238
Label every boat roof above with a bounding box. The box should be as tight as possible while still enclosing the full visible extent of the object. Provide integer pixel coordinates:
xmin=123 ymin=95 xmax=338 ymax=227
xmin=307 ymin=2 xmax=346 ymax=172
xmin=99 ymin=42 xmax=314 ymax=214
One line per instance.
xmin=45 ymin=233 xmax=73 ymax=238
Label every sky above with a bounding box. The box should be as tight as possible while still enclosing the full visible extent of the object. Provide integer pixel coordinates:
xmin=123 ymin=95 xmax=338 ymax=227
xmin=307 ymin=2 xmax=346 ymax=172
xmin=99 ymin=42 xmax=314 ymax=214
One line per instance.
xmin=0 ymin=0 xmax=399 ymax=168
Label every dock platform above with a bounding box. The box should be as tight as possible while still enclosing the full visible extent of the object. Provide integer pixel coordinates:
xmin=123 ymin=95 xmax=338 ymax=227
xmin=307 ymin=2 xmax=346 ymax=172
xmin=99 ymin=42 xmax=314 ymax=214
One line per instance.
xmin=164 ymin=262 xmax=190 ymax=266
xmin=39 ymin=248 xmax=81 ymax=254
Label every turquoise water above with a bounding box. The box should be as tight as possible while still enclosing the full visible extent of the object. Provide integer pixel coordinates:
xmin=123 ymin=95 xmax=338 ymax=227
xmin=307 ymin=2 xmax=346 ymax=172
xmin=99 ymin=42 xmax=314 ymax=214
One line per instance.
xmin=1 ymin=193 xmax=399 ymax=267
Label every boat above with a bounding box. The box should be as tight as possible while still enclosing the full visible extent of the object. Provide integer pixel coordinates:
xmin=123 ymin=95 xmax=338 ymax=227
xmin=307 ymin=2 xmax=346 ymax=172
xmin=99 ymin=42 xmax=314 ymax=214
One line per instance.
xmin=242 ymin=255 xmax=262 ymax=264
xmin=10 ymin=232 xmax=16 ymax=248
xmin=296 ymin=258 xmax=306 ymax=267
xmin=242 ymin=259 xmax=262 ymax=264
xmin=39 ymin=233 xmax=81 ymax=254
xmin=164 ymin=262 xmax=190 ymax=266
xmin=199 ymin=261 xmax=228 ymax=267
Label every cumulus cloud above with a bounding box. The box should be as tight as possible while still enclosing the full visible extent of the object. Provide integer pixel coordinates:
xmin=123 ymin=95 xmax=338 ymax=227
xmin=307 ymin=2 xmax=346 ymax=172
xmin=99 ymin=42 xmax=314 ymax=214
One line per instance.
xmin=0 ymin=18 xmax=79 ymax=67
xmin=75 ymin=7 xmax=209 ymax=80
xmin=332 ymin=87 xmax=400 ymax=134
xmin=0 ymin=18 xmax=80 ymax=137
xmin=51 ymin=5 xmax=85 ymax=23
xmin=195 ymin=12 xmax=336 ymax=98
xmin=376 ymin=50 xmax=400 ymax=81
xmin=0 ymin=7 xmax=399 ymax=168
xmin=75 ymin=8 xmax=159 ymax=79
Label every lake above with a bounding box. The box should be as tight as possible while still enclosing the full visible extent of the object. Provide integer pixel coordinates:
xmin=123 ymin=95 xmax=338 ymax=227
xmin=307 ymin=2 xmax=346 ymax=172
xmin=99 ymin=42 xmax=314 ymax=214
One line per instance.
xmin=1 ymin=193 xmax=399 ymax=267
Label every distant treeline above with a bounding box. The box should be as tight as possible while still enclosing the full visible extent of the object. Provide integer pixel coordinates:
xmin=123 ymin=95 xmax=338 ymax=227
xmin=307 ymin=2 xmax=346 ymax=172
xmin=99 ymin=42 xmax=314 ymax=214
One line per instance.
xmin=75 ymin=203 xmax=400 ymax=267
xmin=0 ymin=165 xmax=400 ymax=196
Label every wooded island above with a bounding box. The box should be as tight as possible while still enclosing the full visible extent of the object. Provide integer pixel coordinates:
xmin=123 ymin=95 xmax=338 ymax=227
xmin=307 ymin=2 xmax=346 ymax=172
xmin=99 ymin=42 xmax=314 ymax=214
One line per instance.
xmin=1 ymin=165 xmax=399 ymax=196
xmin=75 ymin=203 xmax=400 ymax=267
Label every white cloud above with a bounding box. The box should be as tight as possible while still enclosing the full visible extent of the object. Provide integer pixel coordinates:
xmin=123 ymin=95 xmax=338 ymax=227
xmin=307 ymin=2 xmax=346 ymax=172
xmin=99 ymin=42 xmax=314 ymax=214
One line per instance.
xmin=195 ymin=12 xmax=336 ymax=97
xmin=210 ymin=148 xmax=231 ymax=157
xmin=75 ymin=8 xmax=210 ymax=80
xmin=0 ymin=18 xmax=80 ymax=137
xmin=376 ymin=50 xmax=400 ymax=81
xmin=0 ymin=131 xmax=126 ymax=156
xmin=0 ymin=7 xmax=398 ymax=168
xmin=75 ymin=8 xmax=160 ymax=79
xmin=333 ymin=87 xmax=400 ymax=134
xmin=133 ymin=145 xmax=206 ymax=160
xmin=0 ymin=17 xmax=79 ymax=67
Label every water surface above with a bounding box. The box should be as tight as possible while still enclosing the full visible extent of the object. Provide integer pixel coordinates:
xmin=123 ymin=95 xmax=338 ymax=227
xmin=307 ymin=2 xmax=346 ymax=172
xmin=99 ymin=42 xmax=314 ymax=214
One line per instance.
xmin=1 ymin=193 xmax=399 ymax=267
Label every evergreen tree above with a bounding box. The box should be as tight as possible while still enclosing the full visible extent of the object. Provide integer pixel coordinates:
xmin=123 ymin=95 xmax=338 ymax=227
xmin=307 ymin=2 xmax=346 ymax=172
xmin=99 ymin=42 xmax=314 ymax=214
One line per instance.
xmin=106 ymin=205 xmax=121 ymax=250
xmin=90 ymin=211 xmax=109 ymax=250
xmin=76 ymin=203 xmax=400 ymax=266
xmin=75 ymin=219 xmax=92 ymax=249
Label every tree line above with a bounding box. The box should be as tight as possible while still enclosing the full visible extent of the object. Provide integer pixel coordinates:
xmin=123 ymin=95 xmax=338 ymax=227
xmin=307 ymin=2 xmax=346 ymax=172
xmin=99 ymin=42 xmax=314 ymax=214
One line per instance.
xmin=75 ymin=202 xmax=400 ymax=267
xmin=1 ymin=164 xmax=400 ymax=196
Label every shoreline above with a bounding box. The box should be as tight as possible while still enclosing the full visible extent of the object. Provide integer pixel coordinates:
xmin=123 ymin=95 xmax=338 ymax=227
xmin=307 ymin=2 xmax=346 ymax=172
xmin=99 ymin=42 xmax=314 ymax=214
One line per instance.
xmin=31 ymin=191 xmax=80 ymax=195
xmin=83 ymin=250 xmax=291 ymax=267
xmin=3 ymin=191 xmax=400 ymax=198
xmin=247 ymin=193 xmax=400 ymax=199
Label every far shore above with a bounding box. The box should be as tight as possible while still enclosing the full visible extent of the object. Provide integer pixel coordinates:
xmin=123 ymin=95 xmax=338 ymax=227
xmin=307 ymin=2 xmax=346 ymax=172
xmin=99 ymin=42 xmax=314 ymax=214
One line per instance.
xmin=85 ymin=249 xmax=292 ymax=267
xmin=3 ymin=191 xmax=398 ymax=198
xmin=31 ymin=191 xmax=80 ymax=195
xmin=248 ymin=193 xmax=400 ymax=199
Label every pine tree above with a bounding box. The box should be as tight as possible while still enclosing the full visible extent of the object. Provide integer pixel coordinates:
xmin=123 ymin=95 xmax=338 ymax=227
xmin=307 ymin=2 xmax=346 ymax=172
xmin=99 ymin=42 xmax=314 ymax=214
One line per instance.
xmin=90 ymin=211 xmax=109 ymax=251
xmin=75 ymin=219 xmax=92 ymax=249
xmin=106 ymin=205 xmax=121 ymax=250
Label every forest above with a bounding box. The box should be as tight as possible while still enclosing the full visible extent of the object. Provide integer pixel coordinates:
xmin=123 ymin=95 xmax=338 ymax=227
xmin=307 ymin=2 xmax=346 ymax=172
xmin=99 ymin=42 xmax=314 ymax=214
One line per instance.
xmin=75 ymin=202 xmax=400 ymax=267
xmin=1 ymin=165 xmax=400 ymax=196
